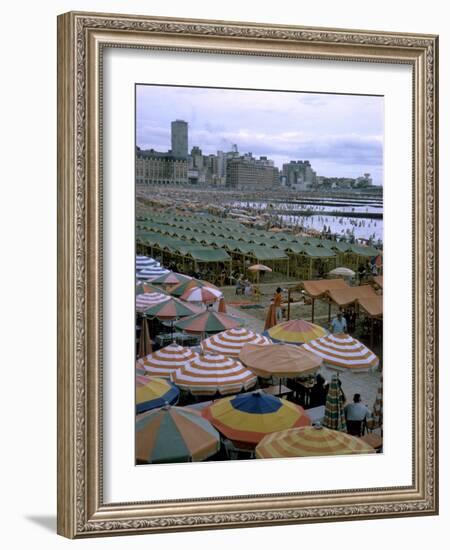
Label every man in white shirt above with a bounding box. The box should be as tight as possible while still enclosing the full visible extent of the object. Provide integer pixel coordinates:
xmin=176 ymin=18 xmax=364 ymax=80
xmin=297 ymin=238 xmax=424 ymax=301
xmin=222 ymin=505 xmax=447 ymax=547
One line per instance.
xmin=344 ymin=393 xmax=371 ymax=436
xmin=330 ymin=311 xmax=347 ymax=333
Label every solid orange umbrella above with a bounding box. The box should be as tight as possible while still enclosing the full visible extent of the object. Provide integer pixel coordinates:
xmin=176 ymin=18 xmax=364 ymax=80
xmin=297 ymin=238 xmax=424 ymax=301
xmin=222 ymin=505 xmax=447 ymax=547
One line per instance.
xmin=239 ymin=343 xmax=322 ymax=378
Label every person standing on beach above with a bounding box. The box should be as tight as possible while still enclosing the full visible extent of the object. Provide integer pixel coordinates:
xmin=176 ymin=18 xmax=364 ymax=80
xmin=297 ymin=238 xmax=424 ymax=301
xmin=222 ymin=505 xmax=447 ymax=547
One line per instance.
xmin=330 ymin=310 xmax=347 ymax=334
xmin=274 ymin=287 xmax=284 ymax=322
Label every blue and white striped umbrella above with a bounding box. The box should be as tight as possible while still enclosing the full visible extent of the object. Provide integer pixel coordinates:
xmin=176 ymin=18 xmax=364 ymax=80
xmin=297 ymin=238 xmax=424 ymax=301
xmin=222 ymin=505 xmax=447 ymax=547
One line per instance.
xmin=136 ymin=255 xmax=157 ymax=271
xmin=137 ymin=265 xmax=169 ymax=281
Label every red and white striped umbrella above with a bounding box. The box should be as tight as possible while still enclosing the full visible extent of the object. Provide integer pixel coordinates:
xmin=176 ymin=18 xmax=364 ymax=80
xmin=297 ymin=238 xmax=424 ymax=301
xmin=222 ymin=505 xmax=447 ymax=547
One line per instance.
xmin=138 ymin=343 xmax=199 ymax=378
xmin=201 ymin=328 xmax=271 ymax=357
xmin=303 ymin=333 xmax=379 ymax=372
xmin=181 ymin=286 xmax=223 ymax=303
xmin=171 ymin=353 xmax=257 ymax=395
xmin=136 ymin=292 xmax=170 ymax=313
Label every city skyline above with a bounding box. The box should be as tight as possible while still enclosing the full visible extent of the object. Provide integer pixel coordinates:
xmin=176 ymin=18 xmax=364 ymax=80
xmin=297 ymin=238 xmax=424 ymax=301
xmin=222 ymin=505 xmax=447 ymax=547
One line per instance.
xmin=137 ymin=84 xmax=384 ymax=185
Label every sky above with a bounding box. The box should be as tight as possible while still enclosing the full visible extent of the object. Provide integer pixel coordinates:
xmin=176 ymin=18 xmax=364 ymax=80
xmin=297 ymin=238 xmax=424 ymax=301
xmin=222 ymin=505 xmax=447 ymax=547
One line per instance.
xmin=136 ymin=84 xmax=384 ymax=185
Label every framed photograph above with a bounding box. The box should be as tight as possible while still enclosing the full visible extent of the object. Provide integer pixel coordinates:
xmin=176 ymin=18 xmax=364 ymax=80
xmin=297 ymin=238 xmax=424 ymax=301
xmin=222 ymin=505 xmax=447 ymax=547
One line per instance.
xmin=57 ymin=11 xmax=439 ymax=538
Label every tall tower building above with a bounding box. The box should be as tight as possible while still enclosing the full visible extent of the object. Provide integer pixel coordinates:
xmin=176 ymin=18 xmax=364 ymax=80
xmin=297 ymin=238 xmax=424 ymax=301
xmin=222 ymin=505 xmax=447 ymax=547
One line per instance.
xmin=171 ymin=120 xmax=188 ymax=159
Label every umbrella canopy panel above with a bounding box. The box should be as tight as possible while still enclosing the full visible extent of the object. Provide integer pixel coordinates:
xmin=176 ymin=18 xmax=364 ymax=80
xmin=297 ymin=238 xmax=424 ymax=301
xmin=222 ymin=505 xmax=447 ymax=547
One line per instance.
xmin=174 ymin=311 xmax=243 ymax=334
xmin=143 ymin=296 xmax=202 ymax=320
xmin=303 ymin=333 xmax=379 ymax=372
xmin=239 ymin=343 xmax=322 ymax=378
xmin=202 ymin=391 xmax=311 ymax=446
xmin=267 ymin=319 xmax=328 ymax=344
xmin=138 ymin=343 xmax=199 ymax=378
xmin=201 ymin=328 xmax=271 ymax=357
xmin=136 ymin=405 xmax=220 ymax=463
xmin=255 ymin=426 xmax=375 ymax=458
xmin=171 ymin=354 xmax=257 ymax=395
xmin=181 ymin=286 xmax=223 ymax=303
xmin=136 ymin=292 xmax=170 ymax=313
xmin=135 ymin=376 xmax=180 ymax=414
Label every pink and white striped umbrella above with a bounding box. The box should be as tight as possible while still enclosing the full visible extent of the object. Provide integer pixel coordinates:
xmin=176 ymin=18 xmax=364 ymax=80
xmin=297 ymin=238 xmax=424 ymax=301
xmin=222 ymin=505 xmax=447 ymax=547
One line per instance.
xmin=201 ymin=328 xmax=271 ymax=357
xmin=181 ymin=286 xmax=223 ymax=303
xmin=138 ymin=343 xmax=199 ymax=378
xmin=136 ymin=292 xmax=170 ymax=313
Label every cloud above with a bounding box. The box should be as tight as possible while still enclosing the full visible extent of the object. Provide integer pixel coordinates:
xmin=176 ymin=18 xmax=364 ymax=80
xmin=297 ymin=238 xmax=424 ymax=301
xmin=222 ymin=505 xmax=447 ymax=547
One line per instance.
xmin=136 ymin=84 xmax=384 ymax=184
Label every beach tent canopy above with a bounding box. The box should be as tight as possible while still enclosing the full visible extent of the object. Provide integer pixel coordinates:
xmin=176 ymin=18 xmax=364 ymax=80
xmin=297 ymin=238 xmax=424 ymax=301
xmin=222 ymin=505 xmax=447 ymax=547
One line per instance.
xmin=302 ymin=278 xmax=349 ymax=299
xmin=239 ymin=343 xmax=322 ymax=378
xmin=187 ymin=248 xmax=231 ymax=262
xmin=350 ymin=244 xmax=380 ymax=257
xmin=358 ymin=295 xmax=383 ymax=319
xmin=326 ymin=284 xmax=377 ymax=308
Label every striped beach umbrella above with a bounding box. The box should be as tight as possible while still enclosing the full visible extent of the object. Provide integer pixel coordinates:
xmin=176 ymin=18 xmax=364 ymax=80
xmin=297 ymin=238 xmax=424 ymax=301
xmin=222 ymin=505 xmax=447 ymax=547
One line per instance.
xmin=142 ymin=296 xmax=201 ymax=320
xmin=138 ymin=343 xmax=199 ymax=378
xmin=136 ymin=292 xmax=170 ymax=313
xmin=201 ymin=328 xmax=270 ymax=358
xmin=137 ymin=265 xmax=170 ymax=281
xmin=239 ymin=343 xmax=322 ymax=378
xmin=255 ymin=425 xmax=375 ymax=459
xmin=303 ymin=333 xmax=379 ymax=372
xmin=181 ymin=286 xmax=223 ymax=303
xmin=322 ymin=375 xmax=347 ymax=432
xmin=372 ymin=373 xmax=383 ymax=429
xmin=267 ymin=319 xmax=328 ymax=345
xmin=174 ymin=311 xmax=243 ymax=335
xmin=202 ymin=391 xmax=311 ymax=447
xmin=136 ymin=405 xmax=220 ymax=464
xmin=136 ymin=255 xmax=157 ymax=271
xmin=151 ymin=271 xmax=193 ymax=286
xmin=136 ymin=282 xmax=169 ymax=296
xmin=171 ymin=354 xmax=257 ymax=395
xmin=169 ymin=279 xmax=216 ymax=297
xmin=136 ymin=376 xmax=179 ymax=414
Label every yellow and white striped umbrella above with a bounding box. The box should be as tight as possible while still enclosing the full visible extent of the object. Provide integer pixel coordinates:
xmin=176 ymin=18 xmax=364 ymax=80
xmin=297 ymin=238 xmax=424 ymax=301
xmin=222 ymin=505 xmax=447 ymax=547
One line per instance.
xmin=303 ymin=333 xmax=379 ymax=372
xmin=137 ymin=343 xmax=199 ymax=378
xmin=171 ymin=353 xmax=257 ymax=396
xmin=201 ymin=328 xmax=271 ymax=357
xmin=255 ymin=425 xmax=375 ymax=459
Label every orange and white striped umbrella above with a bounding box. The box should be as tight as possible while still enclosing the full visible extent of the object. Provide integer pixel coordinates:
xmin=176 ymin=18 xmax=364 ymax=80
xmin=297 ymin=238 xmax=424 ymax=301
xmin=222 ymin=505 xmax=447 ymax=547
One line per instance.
xmin=136 ymin=292 xmax=170 ymax=313
xmin=201 ymin=328 xmax=271 ymax=357
xmin=137 ymin=343 xmax=199 ymax=378
xmin=171 ymin=353 xmax=257 ymax=395
xmin=303 ymin=333 xmax=379 ymax=372
xmin=255 ymin=425 xmax=375 ymax=459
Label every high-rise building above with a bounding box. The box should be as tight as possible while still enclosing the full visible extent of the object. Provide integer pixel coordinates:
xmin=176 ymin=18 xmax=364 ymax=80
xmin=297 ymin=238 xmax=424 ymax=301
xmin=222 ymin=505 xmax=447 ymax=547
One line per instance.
xmin=282 ymin=160 xmax=316 ymax=190
xmin=171 ymin=120 xmax=188 ymax=159
xmin=226 ymin=154 xmax=279 ymax=189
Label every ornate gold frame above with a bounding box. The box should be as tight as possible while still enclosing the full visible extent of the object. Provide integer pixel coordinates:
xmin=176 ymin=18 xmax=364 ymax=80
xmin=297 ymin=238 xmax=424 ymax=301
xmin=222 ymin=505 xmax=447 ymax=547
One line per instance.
xmin=57 ymin=11 xmax=439 ymax=538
